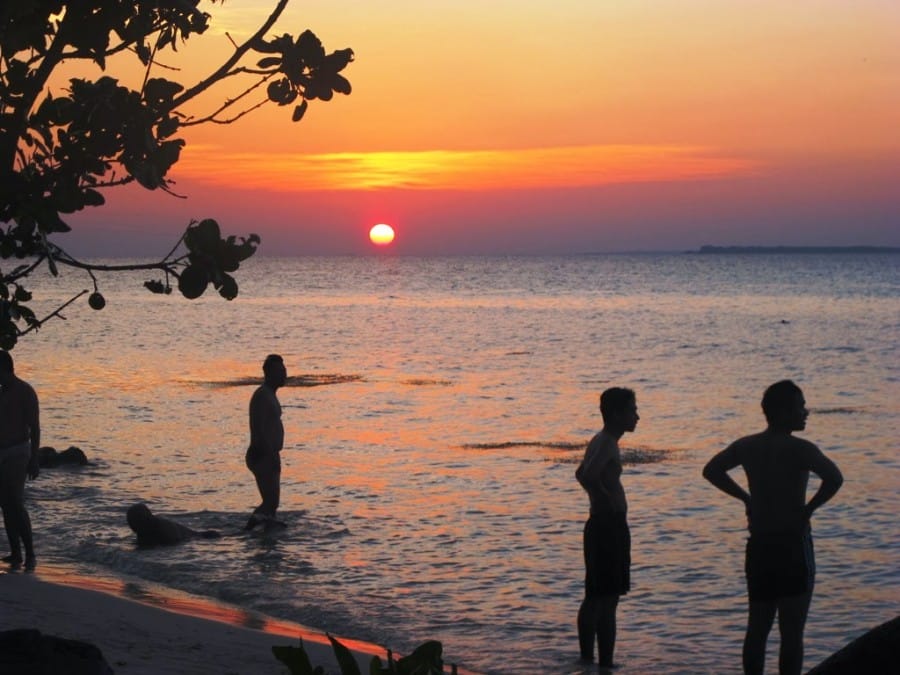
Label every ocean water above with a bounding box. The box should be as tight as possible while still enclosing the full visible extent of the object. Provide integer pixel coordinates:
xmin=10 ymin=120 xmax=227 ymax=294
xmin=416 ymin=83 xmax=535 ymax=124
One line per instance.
xmin=10 ymin=252 xmax=900 ymax=674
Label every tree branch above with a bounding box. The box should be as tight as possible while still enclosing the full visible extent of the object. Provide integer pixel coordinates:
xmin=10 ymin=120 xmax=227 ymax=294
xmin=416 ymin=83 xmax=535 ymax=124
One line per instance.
xmin=16 ymin=290 xmax=88 ymax=337
xmin=170 ymin=0 xmax=290 ymax=109
xmin=0 ymin=13 xmax=68 ymax=171
xmin=50 ymin=256 xmax=185 ymax=274
xmin=4 ymin=255 xmax=48 ymax=284
xmin=180 ymin=72 xmax=275 ymax=126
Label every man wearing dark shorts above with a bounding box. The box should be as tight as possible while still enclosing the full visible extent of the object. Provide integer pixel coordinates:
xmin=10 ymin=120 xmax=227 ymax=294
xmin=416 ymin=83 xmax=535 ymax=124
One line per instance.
xmin=576 ymin=387 xmax=639 ymax=670
xmin=0 ymin=350 xmax=40 ymax=570
xmin=245 ymin=354 xmax=287 ymax=529
xmin=703 ymin=380 xmax=843 ymax=675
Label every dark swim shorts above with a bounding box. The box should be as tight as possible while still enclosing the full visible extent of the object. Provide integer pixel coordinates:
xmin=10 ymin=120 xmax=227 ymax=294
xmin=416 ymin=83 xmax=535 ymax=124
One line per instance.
xmin=245 ymin=446 xmax=281 ymax=474
xmin=583 ymin=512 xmax=631 ymax=596
xmin=745 ymin=530 xmax=815 ymax=601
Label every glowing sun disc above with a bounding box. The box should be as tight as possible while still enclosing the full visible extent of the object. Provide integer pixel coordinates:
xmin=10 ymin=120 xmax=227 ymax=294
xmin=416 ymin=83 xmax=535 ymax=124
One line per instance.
xmin=369 ymin=223 xmax=395 ymax=245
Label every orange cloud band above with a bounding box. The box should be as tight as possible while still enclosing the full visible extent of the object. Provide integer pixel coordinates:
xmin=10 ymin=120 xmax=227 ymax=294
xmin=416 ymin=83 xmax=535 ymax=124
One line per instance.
xmin=177 ymin=144 xmax=760 ymax=192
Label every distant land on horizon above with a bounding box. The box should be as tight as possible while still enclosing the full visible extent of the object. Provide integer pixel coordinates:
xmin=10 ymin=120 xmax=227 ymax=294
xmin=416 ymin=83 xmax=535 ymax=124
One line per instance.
xmin=691 ymin=245 xmax=900 ymax=254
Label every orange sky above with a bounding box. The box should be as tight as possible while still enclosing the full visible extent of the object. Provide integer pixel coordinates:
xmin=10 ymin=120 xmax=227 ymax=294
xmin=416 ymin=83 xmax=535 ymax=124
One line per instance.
xmin=62 ymin=0 xmax=900 ymax=255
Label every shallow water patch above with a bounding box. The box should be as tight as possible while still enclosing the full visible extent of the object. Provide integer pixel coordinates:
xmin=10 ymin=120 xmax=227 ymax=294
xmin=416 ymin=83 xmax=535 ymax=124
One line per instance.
xmin=189 ymin=373 xmax=366 ymax=387
xmin=400 ymin=378 xmax=453 ymax=386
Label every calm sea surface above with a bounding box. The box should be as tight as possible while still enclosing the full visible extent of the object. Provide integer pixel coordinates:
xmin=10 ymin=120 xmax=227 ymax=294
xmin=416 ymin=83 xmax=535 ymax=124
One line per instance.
xmin=11 ymin=253 xmax=900 ymax=674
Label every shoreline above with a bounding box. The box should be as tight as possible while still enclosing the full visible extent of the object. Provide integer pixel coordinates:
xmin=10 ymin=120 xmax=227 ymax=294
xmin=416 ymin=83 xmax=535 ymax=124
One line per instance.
xmin=1 ymin=562 xmax=385 ymax=674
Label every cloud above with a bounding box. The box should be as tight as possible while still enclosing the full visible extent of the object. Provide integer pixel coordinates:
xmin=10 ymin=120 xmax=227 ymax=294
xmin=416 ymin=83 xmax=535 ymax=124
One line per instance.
xmin=176 ymin=144 xmax=761 ymax=192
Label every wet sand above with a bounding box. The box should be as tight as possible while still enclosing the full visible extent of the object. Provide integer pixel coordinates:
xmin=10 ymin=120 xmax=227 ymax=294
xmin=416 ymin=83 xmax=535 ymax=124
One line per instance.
xmin=0 ymin=564 xmax=381 ymax=675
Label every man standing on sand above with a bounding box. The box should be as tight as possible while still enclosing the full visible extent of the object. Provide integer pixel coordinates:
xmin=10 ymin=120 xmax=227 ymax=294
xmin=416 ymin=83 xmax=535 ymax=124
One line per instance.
xmin=576 ymin=387 xmax=639 ymax=670
xmin=245 ymin=354 xmax=287 ymax=530
xmin=703 ymin=380 xmax=843 ymax=675
xmin=0 ymin=350 xmax=40 ymax=570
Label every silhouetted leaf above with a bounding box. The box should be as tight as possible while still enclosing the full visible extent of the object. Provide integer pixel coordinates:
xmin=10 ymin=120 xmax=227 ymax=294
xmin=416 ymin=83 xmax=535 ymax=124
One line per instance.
xmin=296 ymin=30 xmax=325 ymax=64
xmin=144 ymin=78 xmax=184 ymax=107
xmin=395 ymin=640 xmax=444 ymax=674
xmin=325 ymin=49 xmax=355 ymax=72
xmin=125 ymin=158 xmax=161 ymax=189
xmin=327 ymin=635 xmax=362 ymax=675
xmin=217 ymin=273 xmax=238 ymax=300
xmin=184 ymin=219 xmax=221 ymax=253
xmin=151 ymin=139 xmax=184 ymax=177
xmin=330 ymin=74 xmax=351 ymax=95
xmin=272 ymin=638 xmax=324 ymax=675
xmin=257 ymin=56 xmax=282 ymax=69
xmin=267 ymin=78 xmax=297 ymax=105
xmin=177 ymin=265 xmax=209 ymax=299
xmin=136 ymin=41 xmax=151 ymax=64
xmin=157 ymin=116 xmax=180 ymax=138
xmin=82 ymin=189 xmax=105 ymax=207
xmin=144 ymin=280 xmax=169 ymax=294
xmin=292 ymin=100 xmax=308 ymax=122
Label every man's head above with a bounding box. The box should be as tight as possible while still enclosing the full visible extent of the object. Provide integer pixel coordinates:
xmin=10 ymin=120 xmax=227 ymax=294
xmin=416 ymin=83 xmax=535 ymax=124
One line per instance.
xmin=761 ymin=379 xmax=807 ymax=431
xmin=262 ymin=353 xmax=287 ymax=389
xmin=600 ymin=387 xmax=639 ymax=433
xmin=126 ymin=503 xmax=153 ymax=532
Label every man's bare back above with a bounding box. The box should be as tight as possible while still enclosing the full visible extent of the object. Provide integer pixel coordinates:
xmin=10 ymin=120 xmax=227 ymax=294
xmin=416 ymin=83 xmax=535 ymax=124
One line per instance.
xmin=0 ymin=376 xmax=40 ymax=455
xmin=712 ymin=430 xmax=841 ymax=535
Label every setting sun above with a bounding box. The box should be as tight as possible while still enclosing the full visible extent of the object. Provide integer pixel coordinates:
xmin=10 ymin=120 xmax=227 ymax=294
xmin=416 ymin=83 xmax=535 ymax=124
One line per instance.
xmin=369 ymin=223 xmax=395 ymax=245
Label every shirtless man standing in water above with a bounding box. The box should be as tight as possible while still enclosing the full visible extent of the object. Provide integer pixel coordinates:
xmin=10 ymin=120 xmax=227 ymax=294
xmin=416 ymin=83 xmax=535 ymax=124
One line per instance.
xmin=245 ymin=354 xmax=287 ymax=530
xmin=576 ymin=387 xmax=639 ymax=670
xmin=703 ymin=380 xmax=843 ymax=675
xmin=0 ymin=350 xmax=40 ymax=570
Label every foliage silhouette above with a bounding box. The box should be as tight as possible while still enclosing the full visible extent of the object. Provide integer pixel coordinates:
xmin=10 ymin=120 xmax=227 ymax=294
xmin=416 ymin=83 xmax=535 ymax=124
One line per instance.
xmin=273 ymin=634 xmax=455 ymax=675
xmin=0 ymin=1 xmax=353 ymax=349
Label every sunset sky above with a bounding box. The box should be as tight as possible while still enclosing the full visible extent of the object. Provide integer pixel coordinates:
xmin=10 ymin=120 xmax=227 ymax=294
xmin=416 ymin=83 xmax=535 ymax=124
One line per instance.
xmin=63 ymin=0 xmax=900 ymax=255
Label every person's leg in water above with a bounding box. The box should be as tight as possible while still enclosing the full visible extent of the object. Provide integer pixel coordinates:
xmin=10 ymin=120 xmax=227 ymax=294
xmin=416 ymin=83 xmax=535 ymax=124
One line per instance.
xmin=776 ymin=589 xmax=813 ymax=675
xmin=578 ymin=514 xmax=626 ymax=668
xmin=0 ymin=452 xmax=35 ymax=569
xmin=578 ymin=516 xmax=600 ymax=662
xmin=577 ymin=593 xmax=598 ymax=661
xmin=2 ymin=506 xmax=21 ymax=565
xmin=246 ymin=456 xmax=281 ymax=528
xmin=743 ymin=599 xmax=777 ymax=675
xmin=577 ymin=592 xmax=619 ymax=666
xmin=595 ymin=595 xmax=619 ymax=668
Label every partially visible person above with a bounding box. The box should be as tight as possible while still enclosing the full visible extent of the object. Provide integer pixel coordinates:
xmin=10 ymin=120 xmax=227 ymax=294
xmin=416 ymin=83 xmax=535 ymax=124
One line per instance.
xmin=38 ymin=445 xmax=88 ymax=468
xmin=576 ymin=387 xmax=639 ymax=670
xmin=0 ymin=350 xmax=40 ymax=570
xmin=245 ymin=354 xmax=287 ymax=530
xmin=126 ymin=503 xmax=221 ymax=547
xmin=703 ymin=380 xmax=843 ymax=675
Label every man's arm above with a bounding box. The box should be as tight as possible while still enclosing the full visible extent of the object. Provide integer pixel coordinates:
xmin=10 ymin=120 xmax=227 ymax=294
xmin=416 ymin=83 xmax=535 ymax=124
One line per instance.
xmin=577 ymin=440 xmax=608 ymax=483
xmin=26 ymin=385 xmax=40 ymax=479
xmin=576 ymin=436 xmax=615 ymax=506
xmin=801 ymin=443 xmax=843 ymax=519
xmin=249 ymin=389 xmax=272 ymax=453
xmin=702 ymin=443 xmax=750 ymax=507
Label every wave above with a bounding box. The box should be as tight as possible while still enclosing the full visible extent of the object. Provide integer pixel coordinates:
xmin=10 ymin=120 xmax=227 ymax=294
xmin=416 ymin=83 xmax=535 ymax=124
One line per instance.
xmin=461 ymin=441 xmax=584 ymax=451
xmin=461 ymin=441 xmax=670 ymax=464
xmin=189 ymin=374 xmax=365 ymax=388
xmin=552 ymin=446 xmax=671 ymax=465
xmin=400 ymin=378 xmax=454 ymax=386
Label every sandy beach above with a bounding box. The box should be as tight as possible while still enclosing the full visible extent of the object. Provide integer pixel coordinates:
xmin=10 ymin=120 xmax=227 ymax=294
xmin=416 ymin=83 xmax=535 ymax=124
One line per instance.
xmin=0 ymin=565 xmax=382 ymax=675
